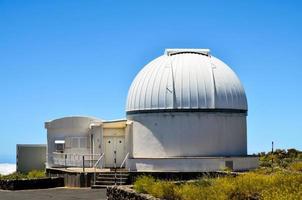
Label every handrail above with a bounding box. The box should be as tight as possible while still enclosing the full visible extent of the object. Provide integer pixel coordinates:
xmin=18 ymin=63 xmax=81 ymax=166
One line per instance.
xmin=53 ymin=152 xmax=102 ymax=156
xmin=118 ymin=152 xmax=129 ymax=185
xmin=93 ymin=153 xmax=105 ymax=186
xmin=52 ymin=152 xmax=103 ymax=170
xmin=94 ymin=153 xmax=105 ymax=168
xmin=52 ymin=152 xmax=101 ymax=167
xmin=120 ymin=152 xmax=129 ymax=168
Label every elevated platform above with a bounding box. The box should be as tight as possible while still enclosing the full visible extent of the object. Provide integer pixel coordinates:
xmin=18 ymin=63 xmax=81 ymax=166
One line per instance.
xmin=46 ymin=167 xmax=128 ymax=188
xmin=47 ymin=167 xmax=110 ymax=173
xmin=46 ymin=156 xmax=259 ymax=188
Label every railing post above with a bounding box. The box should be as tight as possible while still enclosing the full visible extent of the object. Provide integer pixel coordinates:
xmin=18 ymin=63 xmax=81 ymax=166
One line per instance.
xmin=114 ymin=150 xmax=117 ymax=185
xmin=94 ymin=166 xmax=96 ymax=186
xmin=119 ymin=152 xmax=129 ymax=185
xmin=82 ymin=155 xmax=85 ymax=173
xmin=93 ymin=153 xmax=104 ymax=186
xmin=271 ymin=141 xmax=274 ymax=172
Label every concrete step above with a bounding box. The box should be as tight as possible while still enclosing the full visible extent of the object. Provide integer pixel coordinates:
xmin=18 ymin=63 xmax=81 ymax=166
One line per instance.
xmin=97 ymin=177 xmax=128 ymax=181
xmin=97 ymin=173 xmax=129 ymax=177
xmin=91 ymin=185 xmax=109 ymax=189
xmin=98 ymin=171 xmax=129 ymax=174
xmin=95 ymin=180 xmax=127 ymax=185
xmin=92 ymin=171 xmax=130 ymax=189
xmin=109 ymin=168 xmax=129 ymax=172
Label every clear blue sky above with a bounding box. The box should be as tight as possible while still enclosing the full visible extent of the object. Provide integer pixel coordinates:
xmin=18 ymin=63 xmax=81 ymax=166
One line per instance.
xmin=0 ymin=0 xmax=301 ymax=163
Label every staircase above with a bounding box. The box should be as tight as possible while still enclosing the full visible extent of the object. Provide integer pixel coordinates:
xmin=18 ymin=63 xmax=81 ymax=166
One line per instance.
xmin=91 ymin=170 xmax=130 ymax=188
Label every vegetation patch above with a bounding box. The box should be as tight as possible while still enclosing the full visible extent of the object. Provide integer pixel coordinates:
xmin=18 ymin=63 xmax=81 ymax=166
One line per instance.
xmin=134 ymin=172 xmax=302 ymax=200
xmin=134 ymin=149 xmax=302 ymax=200
xmin=0 ymin=170 xmax=46 ymax=180
xmin=0 ymin=170 xmax=64 ymax=190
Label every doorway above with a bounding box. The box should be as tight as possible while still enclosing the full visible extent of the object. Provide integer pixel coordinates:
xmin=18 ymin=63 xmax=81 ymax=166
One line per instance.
xmin=104 ymin=136 xmax=125 ymax=168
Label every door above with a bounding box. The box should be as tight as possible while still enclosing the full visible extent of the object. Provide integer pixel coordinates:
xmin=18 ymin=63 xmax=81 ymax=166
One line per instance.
xmin=104 ymin=136 xmax=125 ymax=168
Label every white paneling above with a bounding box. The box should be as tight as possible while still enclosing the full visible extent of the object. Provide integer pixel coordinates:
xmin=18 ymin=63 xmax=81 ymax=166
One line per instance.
xmin=126 ymin=50 xmax=247 ymax=111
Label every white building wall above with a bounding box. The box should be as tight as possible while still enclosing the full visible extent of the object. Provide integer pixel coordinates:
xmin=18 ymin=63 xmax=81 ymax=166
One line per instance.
xmin=126 ymin=157 xmax=258 ymax=172
xmin=45 ymin=116 xmax=102 ymax=167
xmin=127 ymin=112 xmax=247 ymax=158
xmin=229 ymin=157 xmax=259 ymax=171
xmin=125 ymin=121 xmax=133 ymax=158
xmin=91 ymin=125 xmax=102 ymax=157
xmin=103 ymin=128 xmax=125 ymax=137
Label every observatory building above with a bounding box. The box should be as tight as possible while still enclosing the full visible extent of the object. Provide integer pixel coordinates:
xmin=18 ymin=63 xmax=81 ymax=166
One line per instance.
xmin=45 ymin=49 xmax=258 ymax=172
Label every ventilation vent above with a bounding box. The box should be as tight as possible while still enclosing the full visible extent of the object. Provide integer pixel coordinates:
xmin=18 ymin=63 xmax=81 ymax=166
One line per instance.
xmin=165 ymin=49 xmax=210 ymax=56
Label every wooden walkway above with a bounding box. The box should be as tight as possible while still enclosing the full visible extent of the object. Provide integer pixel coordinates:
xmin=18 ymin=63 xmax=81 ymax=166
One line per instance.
xmin=47 ymin=167 xmax=111 ymax=173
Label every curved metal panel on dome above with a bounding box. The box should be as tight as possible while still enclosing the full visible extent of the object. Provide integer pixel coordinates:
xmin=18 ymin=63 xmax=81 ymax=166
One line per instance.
xmin=126 ymin=49 xmax=247 ymax=113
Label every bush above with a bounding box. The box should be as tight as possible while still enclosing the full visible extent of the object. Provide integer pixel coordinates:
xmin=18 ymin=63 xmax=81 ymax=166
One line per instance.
xmin=27 ymin=170 xmax=45 ymax=179
xmin=288 ymin=161 xmax=302 ymax=172
xmin=0 ymin=170 xmax=45 ymax=180
xmin=0 ymin=172 xmax=27 ymax=180
xmin=133 ymin=176 xmax=155 ymax=193
xmin=134 ymin=172 xmax=302 ymax=200
xmin=134 ymin=176 xmax=180 ymax=200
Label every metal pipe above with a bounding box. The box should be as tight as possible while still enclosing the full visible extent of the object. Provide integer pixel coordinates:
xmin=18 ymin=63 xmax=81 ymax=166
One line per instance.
xmin=271 ymin=141 xmax=274 ymax=172
xmin=120 ymin=152 xmax=129 ymax=168
xmin=114 ymin=150 xmax=117 ymax=185
xmin=93 ymin=153 xmax=104 ymax=186
xmin=119 ymin=152 xmax=129 ymax=185
xmin=82 ymin=155 xmax=85 ymax=172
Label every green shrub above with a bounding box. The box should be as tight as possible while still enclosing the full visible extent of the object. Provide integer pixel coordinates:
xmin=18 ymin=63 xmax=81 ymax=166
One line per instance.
xmin=133 ymin=176 xmax=155 ymax=193
xmin=194 ymin=177 xmax=213 ymax=187
xmin=150 ymin=181 xmax=178 ymax=200
xmin=134 ymin=176 xmax=180 ymax=200
xmin=27 ymin=170 xmax=45 ymax=179
xmin=0 ymin=172 xmax=27 ymax=180
xmin=0 ymin=170 xmax=45 ymax=180
xmin=174 ymin=183 xmax=204 ymax=200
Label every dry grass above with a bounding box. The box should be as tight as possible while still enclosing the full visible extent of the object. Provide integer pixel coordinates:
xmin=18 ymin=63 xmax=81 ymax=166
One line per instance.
xmin=288 ymin=161 xmax=302 ymax=172
xmin=134 ymin=172 xmax=302 ymax=200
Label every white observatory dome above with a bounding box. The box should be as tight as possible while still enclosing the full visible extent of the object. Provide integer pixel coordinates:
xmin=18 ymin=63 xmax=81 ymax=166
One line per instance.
xmin=126 ymin=49 xmax=247 ymax=113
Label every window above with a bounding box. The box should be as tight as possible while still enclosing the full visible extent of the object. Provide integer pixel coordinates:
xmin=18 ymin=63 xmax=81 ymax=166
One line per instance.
xmin=225 ymin=161 xmax=234 ymax=170
xmin=55 ymin=144 xmax=64 ymax=152
xmin=71 ymin=137 xmax=78 ymax=148
xmin=54 ymin=140 xmax=65 ymax=153
xmin=68 ymin=137 xmax=88 ymax=149
xmin=79 ymin=137 xmax=87 ymax=148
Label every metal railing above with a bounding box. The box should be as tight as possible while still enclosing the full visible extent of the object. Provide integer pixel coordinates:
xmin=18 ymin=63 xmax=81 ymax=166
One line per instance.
xmin=118 ymin=152 xmax=129 ymax=185
xmin=94 ymin=153 xmax=105 ymax=168
xmin=52 ymin=151 xmax=129 ymax=186
xmin=93 ymin=153 xmax=105 ymax=185
xmin=120 ymin=152 xmax=129 ymax=168
xmin=52 ymin=152 xmax=102 ymax=170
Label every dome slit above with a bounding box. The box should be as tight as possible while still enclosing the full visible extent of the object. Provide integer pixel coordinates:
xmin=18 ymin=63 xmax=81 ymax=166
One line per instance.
xmin=144 ymin=58 xmax=163 ymax=109
xmin=150 ymin=57 xmax=165 ymax=109
xmin=156 ymin=58 xmax=167 ymax=109
xmin=210 ymin=62 xmax=217 ymax=108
